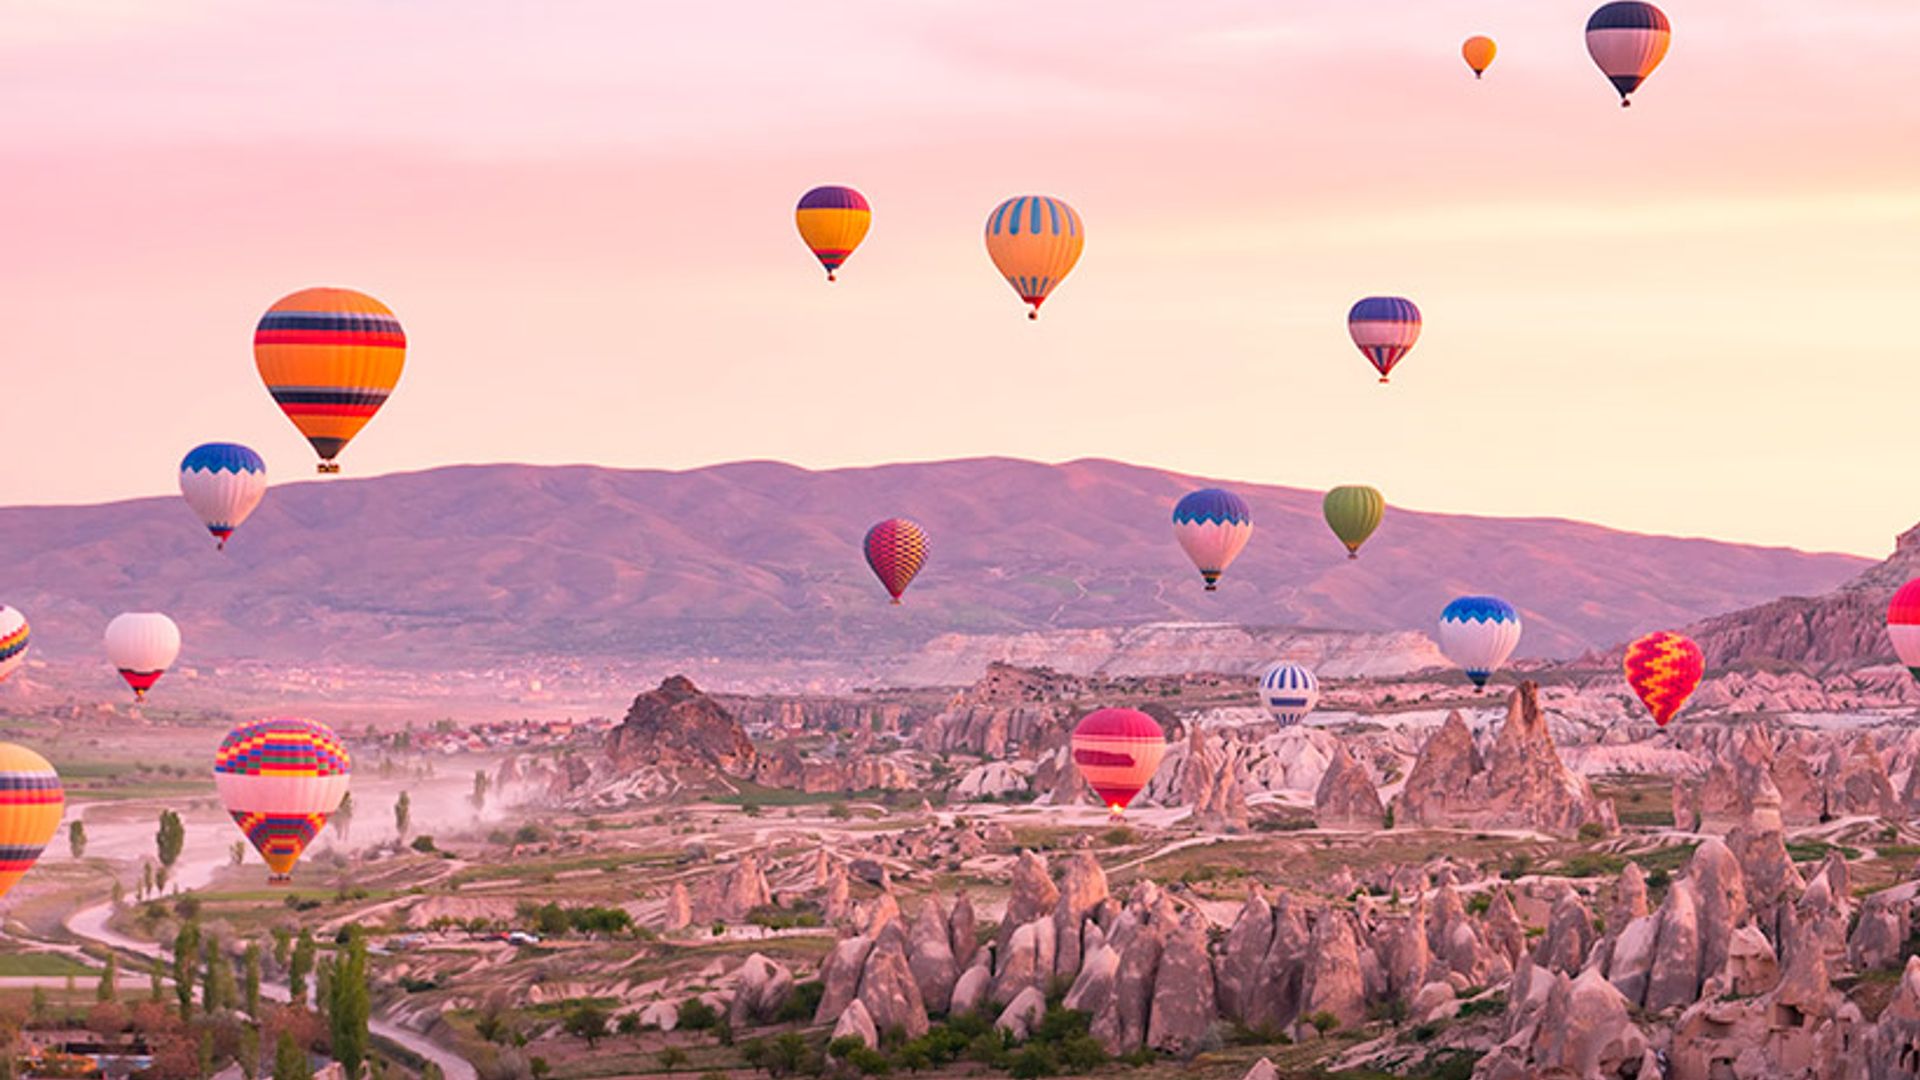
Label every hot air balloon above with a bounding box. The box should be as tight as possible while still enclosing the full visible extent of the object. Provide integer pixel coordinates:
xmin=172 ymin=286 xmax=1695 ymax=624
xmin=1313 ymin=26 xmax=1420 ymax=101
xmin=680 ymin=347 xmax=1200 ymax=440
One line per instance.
xmin=795 ymin=186 xmax=871 ymax=282
xmin=1172 ymin=489 xmax=1253 ymax=591
xmin=1438 ymin=596 xmax=1521 ymax=689
xmin=1462 ymin=35 xmax=1497 ymax=78
xmin=0 ymin=607 xmax=28 ymax=684
xmin=1323 ymin=486 xmax=1385 ymax=560
xmin=1348 ymin=297 xmax=1422 ymax=383
xmin=1259 ymin=662 xmax=1319 ymax=727
xmin=1887 ymin=579 xmax=1920 ymax=681
xmin=1623 ymin=630 xmax=1703 ymax=726
xmin=0 ymin=744 xmax=62 ymax=901
xmin=1070 ymin=708 xmax=1166 ymax=815
xmin=214 ymin=718 xmax=350 ymax=883
xmin=1586 ymin=2 xmax=1670 ymax=107
xmin=104 ymin=613 xmax=180 ymax=700
xmin=864 ymin=518 xmax=929 ymax=605
xmin=180 ymin=443 xmax=267 ymax=550
xmin=254 ymin=287 xmax=406 ymax=474
xmin=985 ymin=196 xmax=1084 ymax=319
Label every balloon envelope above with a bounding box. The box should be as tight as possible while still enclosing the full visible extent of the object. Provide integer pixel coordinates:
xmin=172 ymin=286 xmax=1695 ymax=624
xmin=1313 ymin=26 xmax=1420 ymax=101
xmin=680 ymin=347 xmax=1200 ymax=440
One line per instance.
xmin=1172 ymin=489 xmax=1253 ymax=591
xmin=254 ymin=287 xmax=406 ymax=473
xmin=864 ymin=518 xmax=929 ymax=604
xmin=1887 ymin=579 xmax=1920 ymax=681
xmin=1623 ymin=631 xmax=1703 ymax=726
xmin=795 ymin=186 xmax=871 ymax=281
xmin=0 ymin=743 xmax=62 ymax=901
xmin=1070 ymin=708 xmax=1166 ymax=813
xmin=0 ymin=607 xmax=28 ymax=684
xmin=1438 ymin=596 xmax=1522 ymax=688
xmin=1348 ymin=297 xmax=1422 ymax=382
xmin=1586 ymin=2 xmax=1670 ymax=106
xmin=180 ymin=443 xmax=268 ymax=550
xmin=1323 ymin=486 xmax=1385 ymax=559
xmin=105 ymin=613 xmax=180 ymax=700
xmin=1259 ymin=662 xmax=1319 ymax=727
xmin=985 ymin=196 xmax=1084 ymax=319
xmin=214 ymin=717 xmax=351 ymax=882
xmin=1462 ymin=35 xmax=1497 ymax=77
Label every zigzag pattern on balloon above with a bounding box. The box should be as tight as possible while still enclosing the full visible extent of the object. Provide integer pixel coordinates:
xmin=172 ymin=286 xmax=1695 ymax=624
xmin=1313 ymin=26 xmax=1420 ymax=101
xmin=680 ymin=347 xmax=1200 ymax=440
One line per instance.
xmin=1622 ymin=630 xmax=1704 ymax=726
xmin=230 ymin=811 xmax=329 ymax=874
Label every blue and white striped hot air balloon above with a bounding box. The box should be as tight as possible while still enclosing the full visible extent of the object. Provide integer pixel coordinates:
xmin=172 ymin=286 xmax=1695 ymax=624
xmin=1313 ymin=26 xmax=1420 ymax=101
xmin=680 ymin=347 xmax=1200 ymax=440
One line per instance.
xmin=1259 ymin=662 xmax=1320 ymax=727
xmin=179 ymin=443 xmax=267 ymax=550
xmin=1438 ymin=596 xmax=1522 ymax=689
xmin=1172 ymin=488 xmax=1253 ymax=592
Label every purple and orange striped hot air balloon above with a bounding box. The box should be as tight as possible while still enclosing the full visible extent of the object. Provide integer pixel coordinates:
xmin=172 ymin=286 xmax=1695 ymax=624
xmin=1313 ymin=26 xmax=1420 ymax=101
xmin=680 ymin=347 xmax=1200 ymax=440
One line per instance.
xmin=795 ymin=186 xmax=871 ymax=282
xmin=0 ymin=744 xmax=63 ymax=901
xmin=1070 ymin=709 xmax=1167 ymax=815
xmin=254 ymin=287 xmax=406 ymax=474
xmin=864 ymin=518 xmax=928 ymax=605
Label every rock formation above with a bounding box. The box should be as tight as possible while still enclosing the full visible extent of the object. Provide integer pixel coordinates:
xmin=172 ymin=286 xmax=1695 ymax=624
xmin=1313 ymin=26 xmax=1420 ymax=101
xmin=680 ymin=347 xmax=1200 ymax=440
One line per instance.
xmin=1181 ymin=725 xmax=1250 ymax=831
xmin=1314 ymin=743 xmax=1385 ymax=829
xmin=1397 ymin=683 xmax=1617 ymax=837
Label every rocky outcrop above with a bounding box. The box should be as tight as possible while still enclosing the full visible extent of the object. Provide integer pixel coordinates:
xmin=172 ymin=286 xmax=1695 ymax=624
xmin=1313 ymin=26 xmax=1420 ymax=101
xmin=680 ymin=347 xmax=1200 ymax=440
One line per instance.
xmin=1146 ymin=915 xmax=1218 ymax=1055
xmin=1314 ymin=743 xmax=1385 ymax=830
xmin=996 ymin=850 xmax=1061 ymax=958
xmin=1827 ymin=736 xmax=1900 ymax=819
xmin=908 ymin=896 xmax=959 ymax=1014
xmin=1865 ymin=956 xmax=1920 ymax=1079
xmin=664 ymin=881 xmax=691 ymax=931
xmin=1477 ymin=966 xmax=1653 ymax=1080
xmin=717 ymin=854 xmax=772 ymax=921
xmin=1181 ymin=726 xmax=1250 ymax=831
xmin=1052 ymin=853 xmax=1109 ymax=978
xmin=1533 ymin=890 xmax=1596 ymax=977
xmin=831 ymin=999 xmax=879 ymax=1049
xmin=1397 ymin=684 xmax=1617 ymax=838
xmin=606 ymin=675 xmax=756 ymax=776
xmin=727 ymin=954 xmax=794 ymax=1028
xmin=995 ymin=986 xmax=1047 ymax=1040
xmin=858 ymin=925 xmax=930 ymax=1039
xmin=1299 ymin=909 xmax=1368 ymax=1031
xmin=1851 ymin=888 xmax=1912 ymax=972
xmin=916 ymin=663 xmax=1076 ymax=757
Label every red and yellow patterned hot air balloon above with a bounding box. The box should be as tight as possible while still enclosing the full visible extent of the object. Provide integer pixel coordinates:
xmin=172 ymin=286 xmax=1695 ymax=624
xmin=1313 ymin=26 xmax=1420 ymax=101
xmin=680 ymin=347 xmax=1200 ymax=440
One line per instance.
xmin=0 ymin=744 xmax=63 ymax=901
xmin=795 ymin=186 xmax=871 ymax=282
xmin=1070 ymin=709 xmax=1167 ymax=815
xmin=1887 ymin=579 xmax=1920 ymax=682
xmin=864 ymin=518 xmax=928 ymax=605
xmin=214 ymin=718 xmax=351 ymax=883
xmin=985 ymin=196 xmax=1084 ymax=319
xmin=254 ymin=288 xmax=406 ymax=474
xmin=1623 ymin=631 xmax=1703 ymax=726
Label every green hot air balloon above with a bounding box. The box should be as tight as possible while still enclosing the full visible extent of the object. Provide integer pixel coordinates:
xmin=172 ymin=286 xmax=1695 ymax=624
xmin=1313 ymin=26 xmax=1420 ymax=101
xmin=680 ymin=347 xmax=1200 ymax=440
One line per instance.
xmin=1323 ymin=486 xmax=1385 ymax=560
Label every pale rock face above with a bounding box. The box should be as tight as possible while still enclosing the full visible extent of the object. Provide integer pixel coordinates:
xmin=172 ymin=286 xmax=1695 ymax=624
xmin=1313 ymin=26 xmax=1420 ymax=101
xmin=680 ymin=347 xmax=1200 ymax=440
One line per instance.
xmin=1239 ymin=1058 xmax=1279 ymax=1080
xmin=1385 ymin=894 xmax=1435 ymax=998
xmin=949 ymin=960 xmax=992 ymax=1016
xmin=1826 ymin=735 xmax=1900 ymax=819
xmin=949 ymin=892 xmax=979 ymax=970
xmin=1533 ymin=890 xmax=1596 ymax=978
xmin=1216 ymin=887 xmax=1274 ymax=1022
xmin=1477 ymin=967 xmax=1650 ymax=1080
xmin=1864 ymin=956 xmax=1920 ymax=1079
xmin=824 ymin=858 xmax=852 ymax=926
xmin=1243 ymin=892 xmax=1311 ymax=1032
xmin=1612 ymin=862 xmax=1649 ymax=925
xmin=1090 ymin=914 xmax=1165 ymax=1055
xmin=1180 ymin=725 xmax=1252 ymax=831
xmin=1606 ymin=912 xmax=1660 ymax=1006
xmin=639 ymin=1000 xmax=679 ymax=1031
xmin=1313 ymin=742 xmax=1386 ymax=830
xmin=1052 ymin=853 xmax=1110 ymax=978
xmin=857 ymin=924 xmax=930 ymax=1039
xmin=727 ymin=953 xmax=795 ymax=1029
xmin=814 ymin=936 xmax=875 ymax=1024
xmin=665 ymin=881 xmax=691 ymax=931
xmin=996 ymin=850 xmax=1061 ymax=958
xmin=1668 ymin=904 xmax=1860 ymax=1080
xmin=994 ymin=986 xmax=1047 ymax=1040
xmin=1645 ymin=879 xmax=1704 ymax=1012
xmin=1483 ymin=889 xmax=1527 ymax=972
xmin=717 ymin=853 xmax=773 ymax=921
xmin=953 ymin=759 xmax=1035 ymax=801
xmin=907 ymin=896 xmax=959 ymax=1014
xmin=1063 ymin=942 xmax=1120 ymax=1016
xmin=1720 ymin=924 xmax=1780 ymax=998
xmin=1146 ymin=915 xmax=1218 ymax=1055
xmin=1299 ymin=909 xmax=1368 ymax=1030
xmin=991 ymin=917 xmax=1057 ymax=1006
xmin=1724 ymin=766 xmax=1803 ymax=928
xmin=1849 ymin=889 xmax=1911 ymax=973
xmin=1397 ymin=684 xmax=1617 ymax=837
xmin=830 ymin=999 xmax=879 ymax=1050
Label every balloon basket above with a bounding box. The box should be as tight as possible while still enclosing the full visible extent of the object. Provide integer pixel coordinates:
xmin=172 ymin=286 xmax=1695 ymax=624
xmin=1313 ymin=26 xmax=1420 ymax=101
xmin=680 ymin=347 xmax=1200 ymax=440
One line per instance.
xmin=317 ymin=462 xmax=340 ymax=475
xmin=267 ymin=874 xmax=291 ymax=886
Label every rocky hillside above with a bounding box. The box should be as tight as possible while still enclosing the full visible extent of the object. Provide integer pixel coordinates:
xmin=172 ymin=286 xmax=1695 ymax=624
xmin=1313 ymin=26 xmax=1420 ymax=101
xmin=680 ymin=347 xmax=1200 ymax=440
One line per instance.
xmin=0 ymin=458 xmax=1865 ymax=680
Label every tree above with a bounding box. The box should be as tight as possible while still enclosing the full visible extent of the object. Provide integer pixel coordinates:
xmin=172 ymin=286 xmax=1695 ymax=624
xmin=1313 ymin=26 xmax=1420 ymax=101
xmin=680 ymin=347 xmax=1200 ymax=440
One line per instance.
xmin=243 ymin=943 xmax=262 ymax=1018
xmin=271 ymin=927 xmax=292 ymax=969
xmin=272 ymin=1032 xmax=312 ymax=1080
xmin=155 ymin=810 xmax=185 ymax=886
xmin=203 ymin=932 xmax=236 ymax=1014
xmin=562 ymin=1002 xmax=609 ymax=1048
xmin=140 ymin=862 xmax=155 ymax=900
xmin=329 ymin=935 xmax=371 ymax=1080
xmin=334 ymin=792 xmax=354 ymax=842
xmin=314 ymin=957 xmax=334 ymax=1021
xmin=172 ymin=922 xmax=200 ymax=1021
xmin=237 ymin=1024 xmax=260 ymax=1080
xmin=149 ymin=959 xmax=164 ymax=1003
xmin=288 ymin=931 xmax=315 ymax=1007
xmin=231 ymin=841 xmax=247 ymax=867
xmin=393 ymin=792 xmax=411 ymax=839
xmin=655 ymin=1047 xmax=688 ymax=1070
xmin=97 ymin=953 xmax=117 ymax=1003
xmin=68 ymin=820 xmax=87 ymax=860
xmin=471 ymin=770 xmax=490 ymax=813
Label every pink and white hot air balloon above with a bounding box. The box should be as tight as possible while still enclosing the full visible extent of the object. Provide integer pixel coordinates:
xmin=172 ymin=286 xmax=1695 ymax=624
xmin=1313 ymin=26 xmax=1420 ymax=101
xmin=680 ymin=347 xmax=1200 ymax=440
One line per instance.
xmin=105 ymin=613 xmax=180 ymax=700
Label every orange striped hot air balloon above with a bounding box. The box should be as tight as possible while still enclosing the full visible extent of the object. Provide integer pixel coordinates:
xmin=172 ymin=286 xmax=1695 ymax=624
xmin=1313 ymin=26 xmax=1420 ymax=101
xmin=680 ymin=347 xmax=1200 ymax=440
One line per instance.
xmin=985 ymin=196 xmax=1084 ymax=319
xmin=254 ymin=288 xmax=406 ymax=474
xmin=1070 ymin=709 xmax=1166 ymax=815
xmin=0 ymin=744 xmax=63 ymax=901
xmin=1623 ymin=631 xmax=1703 ymax=727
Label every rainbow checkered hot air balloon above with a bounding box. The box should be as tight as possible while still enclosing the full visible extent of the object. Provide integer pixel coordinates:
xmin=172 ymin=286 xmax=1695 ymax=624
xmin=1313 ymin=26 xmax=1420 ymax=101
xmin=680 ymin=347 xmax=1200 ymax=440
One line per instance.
xmin=254 ymin=288 xmax=406 ymax=474
xmin=1623 ymin=631 xmax=1703 ymax=727
xmin=1172 ymin=488 xmax=1253 ymax=592
xmin=985 ymin=196 xmax=1084 ymax=319
xmin=1070 ymin=708 xmax=1167 ymax=815
xmin=0 ymin=744 xmax=62 ymax=901
xmin=864 ymin=518 xmax=929 ymax=605
xmin=1586 ymin=2 xmax=1670 ymax=107
xmin=214 ymin=718 xmax=351 ymax=884
xmin=795 ymin=186 xmax=871 ymax=282
xmin=1348 ymin=297 xmax=1422 ymax=383
xmin=1887 ymin=580 xmax=1920 ymax=682
xmin=0 ymin=607 xmax=29 ymax=684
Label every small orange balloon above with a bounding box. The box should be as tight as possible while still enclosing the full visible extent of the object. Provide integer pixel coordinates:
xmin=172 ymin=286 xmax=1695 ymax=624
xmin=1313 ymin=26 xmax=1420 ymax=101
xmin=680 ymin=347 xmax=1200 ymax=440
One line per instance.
xmin=1462 ymin=35 xmax=1497 ymax=78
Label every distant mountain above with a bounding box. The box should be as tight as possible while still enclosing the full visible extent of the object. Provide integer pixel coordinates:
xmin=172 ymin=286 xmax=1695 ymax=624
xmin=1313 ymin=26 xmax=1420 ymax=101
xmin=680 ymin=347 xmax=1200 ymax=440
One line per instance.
xmin=0 ymin=458 xmax=1867 ymax=678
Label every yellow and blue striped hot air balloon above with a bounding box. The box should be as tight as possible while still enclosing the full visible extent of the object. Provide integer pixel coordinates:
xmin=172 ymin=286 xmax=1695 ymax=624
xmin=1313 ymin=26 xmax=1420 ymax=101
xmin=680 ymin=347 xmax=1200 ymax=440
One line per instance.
xmin=985 ymin=196 xmax=1084 ymax=320
xmin=214 ymin=717 xmax=351 ymax=883
xmin=795 ymin=186 xmax=871 ymax=282
xmin=0 ymin=744 xmax=63 ymax=901
xmin=254 ymin=288 xmax=406 ymax=474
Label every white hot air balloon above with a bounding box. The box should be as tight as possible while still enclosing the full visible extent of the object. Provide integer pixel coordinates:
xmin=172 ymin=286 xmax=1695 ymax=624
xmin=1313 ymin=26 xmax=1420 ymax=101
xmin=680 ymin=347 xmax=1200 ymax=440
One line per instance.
xmin=1172 ymin=488 xmax=1253 ymax=592
xmin=1258 ymin=662 xmax=1319 ymax=726
xmin=179 ymin=443 xmax=268 ymax=550
xmin=0 ymin=606 xmax=29 ymax=683
xmin=1438 ymin=596 xmax=1522 ymax=689
xmin=105 ymin=613 xmax=181 ymax=700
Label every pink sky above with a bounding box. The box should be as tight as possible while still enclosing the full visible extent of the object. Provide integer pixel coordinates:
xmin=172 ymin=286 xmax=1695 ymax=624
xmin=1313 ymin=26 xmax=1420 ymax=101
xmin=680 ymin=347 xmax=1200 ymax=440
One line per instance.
xmin=2 ymin=1 xmax=1917 ymax=555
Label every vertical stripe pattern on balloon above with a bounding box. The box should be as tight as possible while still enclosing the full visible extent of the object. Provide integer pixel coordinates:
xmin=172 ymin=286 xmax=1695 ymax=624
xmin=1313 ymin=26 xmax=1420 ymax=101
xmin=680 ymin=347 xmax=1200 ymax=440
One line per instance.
xmin=985 ymin=196 xmax=1085 ymax=317
xmin=1259 ymin=662 xmax=1320 ymax=726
